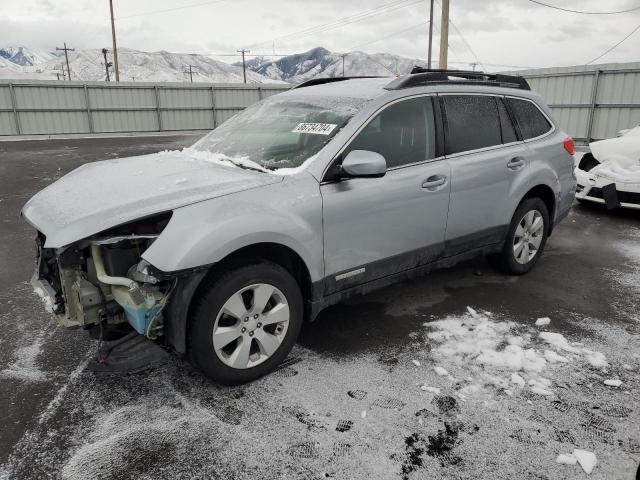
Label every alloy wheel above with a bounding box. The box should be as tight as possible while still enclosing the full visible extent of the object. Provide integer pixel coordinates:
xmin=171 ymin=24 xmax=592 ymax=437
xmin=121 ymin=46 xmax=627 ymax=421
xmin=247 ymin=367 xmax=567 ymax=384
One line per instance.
xmin=513 ymin=209 xmax=544 ymax=265
xmin=212 ymin=283 xmax=290 ymax=369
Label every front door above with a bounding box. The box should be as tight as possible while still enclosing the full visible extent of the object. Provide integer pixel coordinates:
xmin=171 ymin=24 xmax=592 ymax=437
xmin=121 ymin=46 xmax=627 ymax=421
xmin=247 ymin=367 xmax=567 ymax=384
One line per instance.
xmin=320 ymin=96 xmax=450 ymax=294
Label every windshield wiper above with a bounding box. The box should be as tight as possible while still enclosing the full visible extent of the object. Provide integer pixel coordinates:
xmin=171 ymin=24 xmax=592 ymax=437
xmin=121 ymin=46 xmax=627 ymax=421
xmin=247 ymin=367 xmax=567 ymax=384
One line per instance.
xmin=225 ymin=158 xmax=270 ymax=173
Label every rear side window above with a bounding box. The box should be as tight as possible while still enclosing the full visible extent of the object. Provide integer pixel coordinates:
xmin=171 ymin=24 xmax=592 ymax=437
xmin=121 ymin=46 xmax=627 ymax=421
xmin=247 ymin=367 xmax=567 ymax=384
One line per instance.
xmin=345 ymin=96 xmax=436 ymax=168
xmin=506 ymin=98 xmax=552 ymax=139
xmin=443 ymin=95 xmax=501 ymax=154
xmin=497 ymin=98 xmax=517 ymax=144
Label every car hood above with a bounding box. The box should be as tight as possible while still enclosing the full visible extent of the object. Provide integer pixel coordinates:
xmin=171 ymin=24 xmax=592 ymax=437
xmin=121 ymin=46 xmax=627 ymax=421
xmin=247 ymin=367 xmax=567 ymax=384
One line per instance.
xmin=22 ymin=149 xmax=282 ymax=248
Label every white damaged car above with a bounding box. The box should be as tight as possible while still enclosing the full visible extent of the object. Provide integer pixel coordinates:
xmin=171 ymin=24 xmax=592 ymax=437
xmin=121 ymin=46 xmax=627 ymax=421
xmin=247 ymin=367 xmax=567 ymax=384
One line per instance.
xmin=575 ymin=126 xmax=640 ymax=209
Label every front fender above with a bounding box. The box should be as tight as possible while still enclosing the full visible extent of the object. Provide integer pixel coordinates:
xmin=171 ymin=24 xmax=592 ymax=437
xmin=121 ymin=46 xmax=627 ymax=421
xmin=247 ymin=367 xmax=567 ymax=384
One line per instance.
xmin=142 ymin=175 xmax=324 ymax=282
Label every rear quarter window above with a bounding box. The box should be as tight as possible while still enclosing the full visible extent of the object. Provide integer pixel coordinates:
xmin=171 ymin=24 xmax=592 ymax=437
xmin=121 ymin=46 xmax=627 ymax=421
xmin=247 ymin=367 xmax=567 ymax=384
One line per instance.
xmin=506 ymin=98 xmax=552 ymax=140
xmin=443 ymin=95 xmax=502 ymax=154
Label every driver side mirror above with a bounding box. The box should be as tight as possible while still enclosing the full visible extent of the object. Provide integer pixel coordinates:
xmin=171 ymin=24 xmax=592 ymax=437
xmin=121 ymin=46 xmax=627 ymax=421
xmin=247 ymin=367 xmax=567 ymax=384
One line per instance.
xmin=341 ymin=150 xmax=387 ymax=178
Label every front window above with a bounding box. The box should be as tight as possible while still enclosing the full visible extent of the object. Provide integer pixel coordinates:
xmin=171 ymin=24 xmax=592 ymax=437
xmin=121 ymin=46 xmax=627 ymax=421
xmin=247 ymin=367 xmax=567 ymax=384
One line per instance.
xmin=194 ymin=95 xmax=368 ymax=171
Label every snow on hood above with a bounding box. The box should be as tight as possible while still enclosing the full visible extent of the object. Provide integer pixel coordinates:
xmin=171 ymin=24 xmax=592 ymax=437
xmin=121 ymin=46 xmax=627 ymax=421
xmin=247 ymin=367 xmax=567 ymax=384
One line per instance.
xmin=22 ymin=149 xmax=283 ymax=248
xmin=588 ymin=127 xmax=640 ymax=183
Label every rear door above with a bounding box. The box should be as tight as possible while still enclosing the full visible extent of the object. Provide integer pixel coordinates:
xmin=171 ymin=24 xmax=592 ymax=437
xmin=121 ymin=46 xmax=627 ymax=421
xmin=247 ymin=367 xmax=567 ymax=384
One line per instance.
xmin=441 ymin=94 xmax=529 ymax=255
xmin=320 ymin=95 xmax=451 ymax=294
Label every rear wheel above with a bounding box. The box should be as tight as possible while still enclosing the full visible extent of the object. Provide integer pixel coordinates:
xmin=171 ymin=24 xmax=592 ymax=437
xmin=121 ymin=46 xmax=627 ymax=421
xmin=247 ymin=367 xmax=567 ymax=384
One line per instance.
xmin=491 ymin=198 xmax=549 ymax=275
xmin=188 ymin=262 xmax=303 ymax=385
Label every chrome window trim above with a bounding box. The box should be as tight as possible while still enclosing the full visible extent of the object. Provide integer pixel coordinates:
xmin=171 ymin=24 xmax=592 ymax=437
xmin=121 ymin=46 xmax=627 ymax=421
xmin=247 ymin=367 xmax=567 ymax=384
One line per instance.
xmin=439 ymin=92 xmax=529 ymax=159
xmin=443 ymin=140 xmax=524 ymax=160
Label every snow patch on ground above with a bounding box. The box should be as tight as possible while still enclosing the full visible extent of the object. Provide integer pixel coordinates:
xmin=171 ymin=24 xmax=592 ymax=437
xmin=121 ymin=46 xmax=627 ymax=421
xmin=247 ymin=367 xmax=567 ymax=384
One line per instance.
xmin=0 ymin=336 xmax=47 ymax=382
xmin=424 ymin=308 xmax=611 ymax=399
xmin=535 ymin=317 xmax=551 ymax=326
xmin=33 ymin=286 xmax=54 ymax=313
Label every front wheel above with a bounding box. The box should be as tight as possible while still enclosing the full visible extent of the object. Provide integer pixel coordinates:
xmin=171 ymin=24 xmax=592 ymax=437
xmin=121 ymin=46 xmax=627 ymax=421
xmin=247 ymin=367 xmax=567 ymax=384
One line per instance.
xmin=188 ymin=262 xmax=303 ymax=385
xmin=491 ymin=198 xmax=549 ymax=275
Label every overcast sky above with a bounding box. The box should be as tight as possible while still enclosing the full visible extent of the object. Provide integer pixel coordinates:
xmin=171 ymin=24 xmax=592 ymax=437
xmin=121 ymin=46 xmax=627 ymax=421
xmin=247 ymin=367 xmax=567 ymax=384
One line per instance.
xmin=2 ymin=0 xmax=640 ymax=69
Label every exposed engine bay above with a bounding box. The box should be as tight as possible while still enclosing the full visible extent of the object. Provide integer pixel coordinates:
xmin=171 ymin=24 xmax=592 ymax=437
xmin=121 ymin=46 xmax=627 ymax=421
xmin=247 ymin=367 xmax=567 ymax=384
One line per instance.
xmin=32 ymin=214 xmax=175 ymax=339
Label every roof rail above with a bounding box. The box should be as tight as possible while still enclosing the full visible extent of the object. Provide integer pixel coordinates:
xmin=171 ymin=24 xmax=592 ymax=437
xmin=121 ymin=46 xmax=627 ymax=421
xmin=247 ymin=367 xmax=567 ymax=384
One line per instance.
xmin=293 ymin=76 xmax=387 ymax=89
xmin=384 ymin=67 xmax=530 ymax=91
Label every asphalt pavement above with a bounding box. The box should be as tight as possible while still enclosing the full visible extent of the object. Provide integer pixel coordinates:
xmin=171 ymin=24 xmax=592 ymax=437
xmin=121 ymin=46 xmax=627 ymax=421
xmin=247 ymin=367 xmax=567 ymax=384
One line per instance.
xmin=0 ymin=136 xmax=638 ymax=479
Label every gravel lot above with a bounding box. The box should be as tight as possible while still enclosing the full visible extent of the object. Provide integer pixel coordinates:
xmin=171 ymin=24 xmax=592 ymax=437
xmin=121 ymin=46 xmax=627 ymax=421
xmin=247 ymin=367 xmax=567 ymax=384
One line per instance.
xmin=0 ymin=136 xmax=639 ymax=479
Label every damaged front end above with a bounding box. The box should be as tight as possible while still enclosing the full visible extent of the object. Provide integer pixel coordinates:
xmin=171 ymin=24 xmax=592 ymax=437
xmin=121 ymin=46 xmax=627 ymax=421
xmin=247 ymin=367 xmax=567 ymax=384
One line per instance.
xmin=32 ymin=213 xmax=175 ymax=339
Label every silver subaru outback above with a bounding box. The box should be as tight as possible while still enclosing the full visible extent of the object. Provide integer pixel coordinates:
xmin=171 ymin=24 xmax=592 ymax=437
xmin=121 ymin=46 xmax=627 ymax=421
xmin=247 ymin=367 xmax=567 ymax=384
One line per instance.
xmin=23 ymin=69 xmax=577 ymax=384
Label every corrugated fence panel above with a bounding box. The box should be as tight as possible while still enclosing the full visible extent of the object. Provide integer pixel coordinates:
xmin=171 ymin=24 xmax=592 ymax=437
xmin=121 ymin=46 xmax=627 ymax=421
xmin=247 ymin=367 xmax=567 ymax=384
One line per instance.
xmin=92 ymin=110 xmax=158 ymax=133
xmin=0 ymin=113 xmax=16 ymax=135
xmin=548 ymin=107 xmax=590 ymax=139
xmin=527 ymin=74 xmax=594 ymax=105
xmin=0 ymin=81 xmax=288 ymax=136
xmin=215 ymin=109 xmax=241 ymax=125
xmin=161 ymin=109 xmax=214 ymax=131
xmin=0 ymin=85 xmax=15 ymax=134
xmin=89 ymin=86 xmax=156 ymax=109
xmin=597 ymin=71 xmax=640 ymax=104
xmin=19 ymin=111 xmax=89 ymax=134
xmin=13 ymin=84 xmax=88 ymax=134
xmin=15 ymin=84 xmax=86 ymax=109
xmin=159 ymin=87 xmax=213 ymax=108
xmin=592 ymin=107 xmax=640 ymax=139
xmin=0 ymin=85 xmax=13 ymax=108
xmin=215 ymin=88 xmax=262 ymax=109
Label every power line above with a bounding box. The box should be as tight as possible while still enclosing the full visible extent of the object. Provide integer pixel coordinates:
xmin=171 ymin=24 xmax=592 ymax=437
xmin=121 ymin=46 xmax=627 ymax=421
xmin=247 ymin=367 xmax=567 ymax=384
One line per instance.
xmin=527 ymin=0 xmax=640 ymax=15
xmin=118 ymin=0 xmax=231 ymax=20
xmin=587 ymin=22 xmax=640 ymax=64
xmin=448 ymin=17 xmax=484 ymax=70
xmin=431 ymin=0 xmax=484 ymax=70
xmin=247 ymin=0 xmax=424 ymax=49
xmin=350 ymin=22 xmax=427 ymax=50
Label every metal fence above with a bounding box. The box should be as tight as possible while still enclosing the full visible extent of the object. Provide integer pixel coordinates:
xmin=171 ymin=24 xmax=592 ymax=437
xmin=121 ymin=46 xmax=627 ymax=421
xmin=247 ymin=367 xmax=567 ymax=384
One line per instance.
xmin=0 ymin=80 xmax=290 ymax=136
xmin=3 ymin=63 xmax=640 ymax=141
xmin=504 ymin=62 xmax=640 ymax=144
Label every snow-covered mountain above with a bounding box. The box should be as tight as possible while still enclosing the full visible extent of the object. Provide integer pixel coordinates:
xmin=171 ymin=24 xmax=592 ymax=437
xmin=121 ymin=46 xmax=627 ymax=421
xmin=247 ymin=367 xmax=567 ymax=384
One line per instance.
xmin=0 ymin=47 xmax=286 ymax=83
xmin=0 ymin=47 xmax=61 ymax=66
xmin=0 ymin=44 xmax=429 ymax=84
xmin=246 ymin=46 xmax=428 ymax=83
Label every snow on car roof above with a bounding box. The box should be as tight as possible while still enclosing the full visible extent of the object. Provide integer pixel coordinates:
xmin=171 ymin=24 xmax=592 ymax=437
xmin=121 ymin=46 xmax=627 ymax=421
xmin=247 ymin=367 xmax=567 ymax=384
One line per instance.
xmin=280 ymin=77 xmax=394 ymax=100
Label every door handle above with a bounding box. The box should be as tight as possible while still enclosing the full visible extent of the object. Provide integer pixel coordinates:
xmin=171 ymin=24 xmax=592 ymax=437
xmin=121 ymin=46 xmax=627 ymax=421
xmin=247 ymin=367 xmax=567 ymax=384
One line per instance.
xmin=508 ymin=156 xmax=526 ymax=170
xmin=422 ymin=175 xmax=447 ymax=190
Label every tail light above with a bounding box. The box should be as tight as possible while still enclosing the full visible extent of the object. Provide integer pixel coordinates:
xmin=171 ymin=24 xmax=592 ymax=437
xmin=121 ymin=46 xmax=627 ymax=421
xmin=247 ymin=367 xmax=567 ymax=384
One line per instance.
xmin=563 ymin=137 xmax=575 ymax=156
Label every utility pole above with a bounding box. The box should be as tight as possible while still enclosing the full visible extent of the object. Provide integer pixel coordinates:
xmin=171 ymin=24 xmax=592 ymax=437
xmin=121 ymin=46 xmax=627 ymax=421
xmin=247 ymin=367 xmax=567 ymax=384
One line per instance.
xmin=56 ymin=43 xmax=75 ymax=80
xmin=470 ymin=62 xmax=478 ymax=71
xmin=439 ymin=0 xmax=449 ymax=70
xmin=237 ymin=49 xmax=250 ymax=83
xmin=340 ymin=54 xmax=347 ymax=77
xmin=102 ymin=48 xmax=112 ymax=81
xmin=183 ymin=64 xmax=197 ymax=83
xmin=427 ymin=0 xmax=434 ymax=69
xmin=109 ymin=0 xmax=120 ymax=81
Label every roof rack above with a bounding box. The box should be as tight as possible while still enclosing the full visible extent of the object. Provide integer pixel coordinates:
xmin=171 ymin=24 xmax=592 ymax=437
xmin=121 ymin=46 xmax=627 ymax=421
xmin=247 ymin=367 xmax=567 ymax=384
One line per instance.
xmin=293 ymin=76 xmax=386 ymax=89
xmin=384 ymin=67 xmax=530 ymax=91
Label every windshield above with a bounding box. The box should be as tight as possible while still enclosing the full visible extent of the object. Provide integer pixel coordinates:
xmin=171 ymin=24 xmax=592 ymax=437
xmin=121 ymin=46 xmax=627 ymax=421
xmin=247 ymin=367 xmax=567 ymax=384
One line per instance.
xmin=194 ymin=95 xmax=368 ymax=171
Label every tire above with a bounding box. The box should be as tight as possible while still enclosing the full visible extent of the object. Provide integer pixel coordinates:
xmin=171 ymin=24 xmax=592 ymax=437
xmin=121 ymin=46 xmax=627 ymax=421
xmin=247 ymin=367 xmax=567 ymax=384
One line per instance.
xmin=187 ymin=261 xmax=303 ymax=385
xmin=491 ymin=198 xmax=550 ymax=275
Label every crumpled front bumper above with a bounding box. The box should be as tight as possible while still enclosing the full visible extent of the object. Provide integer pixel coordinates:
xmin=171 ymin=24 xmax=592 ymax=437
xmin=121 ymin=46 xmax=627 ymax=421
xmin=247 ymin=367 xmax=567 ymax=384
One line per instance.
xmin=575 ymin=168 xmax=640 ymax=210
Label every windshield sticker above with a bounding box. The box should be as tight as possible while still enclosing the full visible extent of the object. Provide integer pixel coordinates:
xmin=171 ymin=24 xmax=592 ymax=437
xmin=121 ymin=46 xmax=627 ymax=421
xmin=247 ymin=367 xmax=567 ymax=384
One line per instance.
xmin=292 ymin=123 xmax=338 ymax=135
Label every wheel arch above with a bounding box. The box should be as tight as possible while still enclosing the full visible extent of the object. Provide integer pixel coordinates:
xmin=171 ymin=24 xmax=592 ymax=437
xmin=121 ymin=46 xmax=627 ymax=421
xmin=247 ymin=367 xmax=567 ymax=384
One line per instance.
xmin=165 ymin=242 xmax=318 ymax=354
xmin=521 ymin=184 xmax=556 ymax=232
